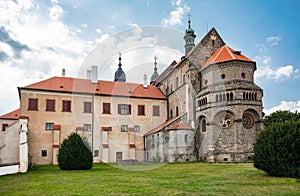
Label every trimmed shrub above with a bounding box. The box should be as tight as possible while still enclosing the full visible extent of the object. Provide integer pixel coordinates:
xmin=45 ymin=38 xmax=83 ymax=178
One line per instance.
xmin=253 ymin=121 xmax=300 ymax=178
xmin=57 ymin=133 xmax=93 ymax=170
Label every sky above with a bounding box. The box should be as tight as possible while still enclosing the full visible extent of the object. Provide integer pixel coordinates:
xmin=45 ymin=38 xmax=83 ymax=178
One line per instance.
xmin=0 ymin=0 xmax=300 ymax=115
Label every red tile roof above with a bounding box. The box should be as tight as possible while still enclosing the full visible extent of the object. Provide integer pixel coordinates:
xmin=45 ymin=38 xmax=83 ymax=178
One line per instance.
xmin=0 ymin=109 xmax=20 ymax=120
xmin=144 ymin=116 xmax=181 ymax=136
xmin=21 ymin=77 xmax=166 ymax=99
xmin=203 ymin=45 xmax=254 ymax=67
xmin=167 ymin=121 xmax=193 ymax=130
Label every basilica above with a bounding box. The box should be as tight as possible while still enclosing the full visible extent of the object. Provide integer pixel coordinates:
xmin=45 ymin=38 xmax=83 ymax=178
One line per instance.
xmin=0 ymin=19 xmax=263 ymax=166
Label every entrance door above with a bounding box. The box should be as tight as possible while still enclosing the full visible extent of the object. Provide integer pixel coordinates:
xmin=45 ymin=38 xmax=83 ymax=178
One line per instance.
xmin=116 ymin=152 xmax=122 ymax=161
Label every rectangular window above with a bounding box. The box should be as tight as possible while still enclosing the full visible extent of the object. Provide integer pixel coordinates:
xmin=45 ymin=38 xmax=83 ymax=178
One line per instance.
xmin=118 ymin=104 xmax=131 ymax=115
xmin=83 ymin=102 xmax=92 ymax=113
xmin=94 ymin=150 xmax=99 ymax=157
xmin=103 ymin=102 xmax=111 ymax=114
xmin=121 ymin=125 xmax=128 ymax=132
xmin=134 ymin=125 xmax=140 ymax=132
xmin=46 ymin=99 xmax=55 ymax=112
xmin=45 ymin=123 xmax=54 ymax=130
xmin=28 ymin=98 xmax=38 ymax=111
xmin=62 ymin=100 xmax=71 ymax=112
xmin=41 ymin=150 xmax=47 ymax=157
xmin=153 ymin=105 xmax=160 ymax=116
xmin=137 ymin=105 xmax=145 ymax=115
xmin=2 ymin=123 xmax=8 ymax=131
xmin=83 ymin=124 xmax=91 ymax=131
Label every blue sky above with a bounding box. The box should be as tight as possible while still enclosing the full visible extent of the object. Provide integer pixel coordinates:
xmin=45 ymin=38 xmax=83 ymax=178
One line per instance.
xmin=0 ymin=0 xmax=300 ymax=115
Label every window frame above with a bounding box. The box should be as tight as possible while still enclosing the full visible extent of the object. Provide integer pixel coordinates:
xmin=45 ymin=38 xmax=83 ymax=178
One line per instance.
xmin=102 ymin=102 xmax=111 ymax=114
xmin=83 ymin=124 xmax=91 ymax=131
xmin=121 ymin=125 xmax=128 ymax=132
xmin=152 ymin=105 xmax=160 ymax=116
xmin=134 ymin=125 xmax=140 ymax=132
xmin=46 ymin=99 xmax=55 ymax=112
xmin=137 ymin=105 xmax=145 ymax=115
xmin=62 ymin=100 xmax=71 ymax=112
xmin=83 ymin=102 xmax=92 ymax=113
xmin=28 ymin=98 xmax=38 ymax=111
xmin=2 ymin=123 xmax=9 ymax=131
xmin=118 ymin=104 xmax=131 ymax=115
xmin=41 ymin=150 xmax=47 ymax=157
xmin=45 ymin=123 xmax=54 ymax=130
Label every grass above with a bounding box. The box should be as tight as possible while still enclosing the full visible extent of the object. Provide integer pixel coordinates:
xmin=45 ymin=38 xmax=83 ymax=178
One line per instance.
xmin=0 ymin=163 xmax=299 ymax=195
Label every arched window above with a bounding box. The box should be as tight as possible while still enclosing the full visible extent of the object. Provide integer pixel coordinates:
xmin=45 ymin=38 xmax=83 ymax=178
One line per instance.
xmin=219 ymin=94 xmax=222 ymax=102
xmin=176 ymin=77 xmax=179 ymax=89
xmin=230 ymin=92 xmax=233 ymax=101
xmin=223 ymin=93 xmax=226 ymax=101
xmin=243 ymin=92 xmax=246 ymax=100
xmin=216 ymin=95 xmax=218 ymax=102
xmin=183 ymin=74 xmax=186 ymax=84
xmin=255 ymin=93 xmax=257 ymax=101
xmin=227 ymin=93 xmax=230 ymax=101
xmin=184 ymin=134 xmax=188 ymax=143
xmin=176 ymin=106 xmax=179 ymax=116
xmin=170 ymin=109 xmax=173 ymax=119
xmin=202 ymin=119 xmax=206 ymax=132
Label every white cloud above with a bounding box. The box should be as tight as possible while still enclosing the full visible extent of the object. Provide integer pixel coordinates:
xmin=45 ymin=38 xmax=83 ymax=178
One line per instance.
xmin=256 ymin=43 xmax=267 ymax=53
xmin=96 ymin=28 xmax=103 ymax=34
xmin=161 ymin=1 xmax=190 ymax=27
xmin=266 ymin=35 xmax=281 ymax=47
xmin=264 ymin=101 xmax=300 ymax=115
xmin=255 ymin=65 xmax=295 ymax=81
xmin=82 ymin=23 xmax=88 ymax=28
xmin=49 ymin=5 xmax=64 ymax=21
xmin=0 ymin=0 xmax=94 ymax=114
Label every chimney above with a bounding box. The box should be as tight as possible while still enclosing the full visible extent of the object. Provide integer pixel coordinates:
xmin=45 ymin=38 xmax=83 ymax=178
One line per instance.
xmin=91 ymin=65 xmax=98 ymax=84
xmin=62 ymin=68 xmax=66 ymax=77
xmin=143 ymin=74 xmax=148 ymax=88
xmin=86 ymin=70 xmax=91 ymax=79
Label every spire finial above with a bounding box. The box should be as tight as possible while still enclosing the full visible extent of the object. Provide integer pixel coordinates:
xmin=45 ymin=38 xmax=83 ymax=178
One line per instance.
xmin=118 ymin=52 xmax=122 ymax=66
xmin=188 ymin=13 xmax=191 ymax=28
xmin=154 ymin=55 xmax=157 ymax=69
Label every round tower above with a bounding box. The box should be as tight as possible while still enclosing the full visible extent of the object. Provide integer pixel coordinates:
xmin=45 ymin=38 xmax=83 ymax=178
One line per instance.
xmin=184 ymin=15 xmax=196 ymax=55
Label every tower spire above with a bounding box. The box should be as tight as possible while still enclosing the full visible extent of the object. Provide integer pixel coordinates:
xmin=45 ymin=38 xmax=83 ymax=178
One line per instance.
xmin=184 ymin=13 xmax=196 ymax=55
xmin=150 ymin=55 xmax=159 ymax=84
xmin=114 ymin=52 xmax=126 ymax=82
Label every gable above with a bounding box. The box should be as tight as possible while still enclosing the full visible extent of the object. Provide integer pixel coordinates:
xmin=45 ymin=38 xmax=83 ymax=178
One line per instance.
xmin=187 ymin=27 xmax=226 ymax=69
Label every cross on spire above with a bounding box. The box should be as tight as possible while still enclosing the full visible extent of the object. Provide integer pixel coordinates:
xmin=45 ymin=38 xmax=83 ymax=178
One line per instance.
xmin=188 ymin=13 xmax=191 ymax=28
xmin=118 ymin=52 xmax=122 ymax=66
xmin=154 ymin=55 xmax=157 ymax=70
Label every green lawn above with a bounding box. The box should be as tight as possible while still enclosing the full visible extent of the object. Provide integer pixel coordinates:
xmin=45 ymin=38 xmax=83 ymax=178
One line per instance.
xmin=0 ymin=163 xmax=299 ymax=195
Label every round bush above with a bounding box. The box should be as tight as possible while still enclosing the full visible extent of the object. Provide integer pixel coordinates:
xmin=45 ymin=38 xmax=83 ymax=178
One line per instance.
xmin=253 ymin=121 xmax=300 ymax=178
xmin=57 ymin=133 xmax=93 ymax=170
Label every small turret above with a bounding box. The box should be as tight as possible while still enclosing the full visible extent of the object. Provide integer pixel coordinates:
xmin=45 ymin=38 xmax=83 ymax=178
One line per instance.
xmin=184 ymin=14 xmax=196 ymax=55
xmin=114 ymin=52 xmax=126 ymax=82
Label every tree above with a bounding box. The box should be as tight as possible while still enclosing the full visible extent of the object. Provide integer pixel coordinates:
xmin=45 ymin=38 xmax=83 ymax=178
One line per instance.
xmin=254 ymin=111 xmax=300 ymax=178
xmin=264 ymin=110 xmax=300 ymax=127
xmin=57 ymin=133 xmax=93 ymax=170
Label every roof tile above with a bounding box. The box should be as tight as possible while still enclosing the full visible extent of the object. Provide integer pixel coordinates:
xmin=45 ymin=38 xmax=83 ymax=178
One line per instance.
xmin=203 ymin=45 xmax=253 ymax=67
xmin=0 ymin=109 xmax=20 ymax=120
xmin=21 ymin=77 xmax=165 ymax=99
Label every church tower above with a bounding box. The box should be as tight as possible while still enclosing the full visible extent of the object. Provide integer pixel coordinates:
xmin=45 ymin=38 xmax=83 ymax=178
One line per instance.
xmin=114 ymin=52 xmax=126 ymax=82
xmin=150 ymin=56 xmax=159 ymax=84
xmin=184 ymin=15 xmax=196 ymax=55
